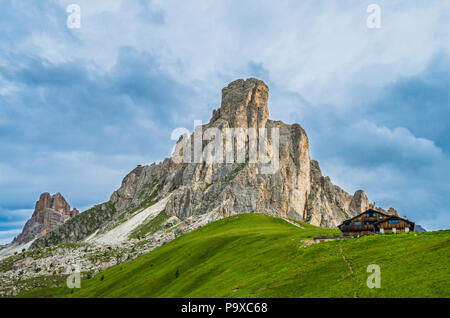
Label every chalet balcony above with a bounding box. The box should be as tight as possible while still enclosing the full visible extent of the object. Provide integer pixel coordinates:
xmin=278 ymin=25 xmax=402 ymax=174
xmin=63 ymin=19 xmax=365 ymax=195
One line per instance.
xmin=340 ymin=224 xmax=376 ymax=232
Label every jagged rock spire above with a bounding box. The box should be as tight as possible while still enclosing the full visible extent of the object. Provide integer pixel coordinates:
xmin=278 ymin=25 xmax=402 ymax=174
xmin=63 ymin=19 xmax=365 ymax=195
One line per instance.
xmin=210 ymin=78 xmax=269 ymax=129
xmin=31 ymin=78 xmax=401 ymax=249
xmin=13 ymin=193 xmax=79 ymax=244
xmin=349 ymin=190 xmax=370 ymax=214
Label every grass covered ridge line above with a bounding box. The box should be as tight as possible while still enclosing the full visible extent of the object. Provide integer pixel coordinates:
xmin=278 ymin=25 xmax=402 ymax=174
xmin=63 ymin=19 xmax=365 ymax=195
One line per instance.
xmin=16 ymin=214 xmax=450 ymax=298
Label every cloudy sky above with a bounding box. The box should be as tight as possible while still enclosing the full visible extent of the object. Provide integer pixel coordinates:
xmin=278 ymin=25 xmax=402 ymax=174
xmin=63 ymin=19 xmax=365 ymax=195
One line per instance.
xmin=0 ymin=0 xmax=449 ymax=244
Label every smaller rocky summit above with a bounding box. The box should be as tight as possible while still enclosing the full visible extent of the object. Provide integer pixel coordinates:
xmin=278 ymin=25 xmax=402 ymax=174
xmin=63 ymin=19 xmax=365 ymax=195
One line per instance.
xmin=414 ymin=224 xmax=427 ymax=233
xmin=12 ymin=193 xmax=79 ymax=245
xmin=29 ymin=78 xmax=404 ymax=251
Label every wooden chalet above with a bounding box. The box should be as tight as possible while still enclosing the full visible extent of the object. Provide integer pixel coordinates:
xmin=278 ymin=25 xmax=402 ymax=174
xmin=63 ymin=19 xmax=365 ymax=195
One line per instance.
xmin=338 ymin=209 xmax=415 ymax=236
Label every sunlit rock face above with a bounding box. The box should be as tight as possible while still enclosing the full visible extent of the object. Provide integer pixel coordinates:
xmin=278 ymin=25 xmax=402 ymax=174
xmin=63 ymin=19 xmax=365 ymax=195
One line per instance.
xmin=12 ymin=192 xmax=79 ymax=244
xmin=30 ymin=78 xmax=396 ymax=252
xmin=110 ymin=78 xmax=380 ymax=227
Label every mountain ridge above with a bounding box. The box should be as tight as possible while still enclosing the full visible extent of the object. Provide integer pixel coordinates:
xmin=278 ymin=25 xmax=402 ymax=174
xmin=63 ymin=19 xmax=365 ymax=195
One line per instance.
xmin=15 ymin=214 xmax=449 ymax=298
xmin=0 ymin=78 xmax=421 ymax=296
xmin=30 ymin=78 xmax=399 ymax=249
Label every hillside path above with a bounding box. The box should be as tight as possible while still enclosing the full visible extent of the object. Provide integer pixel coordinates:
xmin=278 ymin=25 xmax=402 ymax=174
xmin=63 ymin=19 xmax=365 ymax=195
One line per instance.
xmin=282 ymin=218 xmax=304 ymax=229
xmin=339 ymin=247 xmax=363 ymax=298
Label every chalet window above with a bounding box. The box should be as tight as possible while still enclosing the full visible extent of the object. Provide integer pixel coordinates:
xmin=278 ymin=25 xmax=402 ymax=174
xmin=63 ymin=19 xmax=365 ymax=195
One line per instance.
xmin=354 ymin=221 xmax=361 ymax=226
xmin=388 ymin=220 xmax=399 ymax=224
xmin=365 ymin=221 xmax=371 ymax=225
xmin=380 ymin=216 xmax=383 ymax=219
xmin=348 ymin=222 xmax=352 ymax=226
xmin=366 ymin=213 xmax=370 ymax=217
xmin=372 ymin=213 xmax=376 ymax=217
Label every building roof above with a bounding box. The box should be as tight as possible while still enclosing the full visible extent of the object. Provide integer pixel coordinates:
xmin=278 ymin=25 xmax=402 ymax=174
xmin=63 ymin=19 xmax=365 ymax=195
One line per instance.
xmin=338 ymin=209 xmax=415 ymax=231
xmin=338 ymin=209 xmax=391 ymax=228
xmin=374 ymin=215 xmax=415 ymax=226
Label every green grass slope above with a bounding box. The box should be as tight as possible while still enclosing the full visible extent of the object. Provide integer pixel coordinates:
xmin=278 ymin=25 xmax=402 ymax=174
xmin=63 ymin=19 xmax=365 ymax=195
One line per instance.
xmin=18 ymin=214 xmax=450 ymax=298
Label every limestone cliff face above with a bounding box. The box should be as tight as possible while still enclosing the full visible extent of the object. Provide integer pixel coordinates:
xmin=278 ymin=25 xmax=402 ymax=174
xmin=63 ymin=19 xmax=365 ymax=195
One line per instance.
xmin=30 ymin=78 xmax=401 ymax=251
xmin=109 ymin=79 xmax=308 ymax=222
xmin=305 ymin=160 xmax=399 ymax=227
xmin=305 ymin=160 xmax=354 ymax=227
xmin=13 ymin=193 xmax=79 ymax=244
xmin=109 ymin=78 xmax=390 ymax=228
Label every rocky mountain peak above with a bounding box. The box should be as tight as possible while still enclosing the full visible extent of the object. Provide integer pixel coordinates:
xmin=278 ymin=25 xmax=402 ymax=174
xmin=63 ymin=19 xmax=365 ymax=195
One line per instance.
xmin=32 ymin=192 xmax=76 ymax=223
xmin=50 ymin=192 xmax=71 ymax=215
xmin=106 ymin=78 xmax=385 ymax=229
xmin=31 ymin=78 xmax=401 ymax=249
xmin=210 ymin=78 xmax=269 ymax=129
xmin=33 ymin=192 xmax=51 ymax=220
xmin=387 ymin=207 xmax=399 ymax=216
xmin=71 ymin=208 xmax=80 ymax=217
xmin=349 ymin=190 xmax=370 ymax=214
xmin=13 ymin=192 xmax=79 ymax=245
